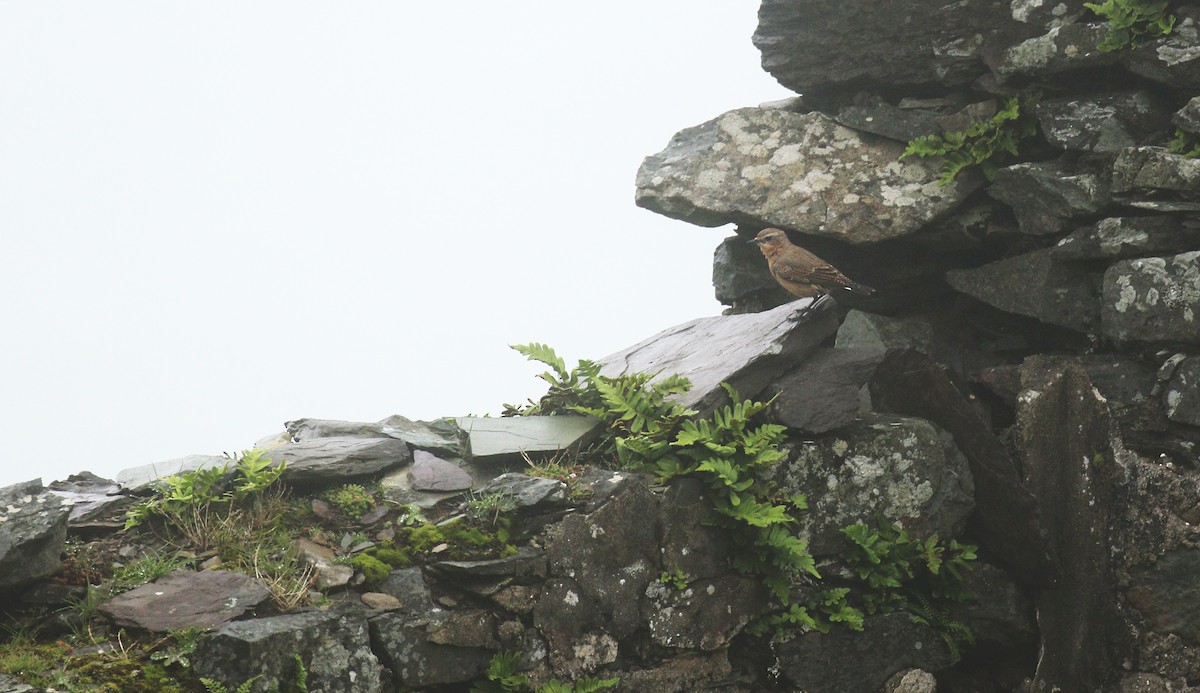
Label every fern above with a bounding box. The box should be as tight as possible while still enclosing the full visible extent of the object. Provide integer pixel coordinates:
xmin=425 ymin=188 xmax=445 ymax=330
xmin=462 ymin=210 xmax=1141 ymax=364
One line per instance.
xmin=901 ymin=97 xmax=1037 ymax=185
xmin=1085 ymin=0 xmax=1175 ymax=50
xmin=1168 ymin=129 xmax=1200 ymax=158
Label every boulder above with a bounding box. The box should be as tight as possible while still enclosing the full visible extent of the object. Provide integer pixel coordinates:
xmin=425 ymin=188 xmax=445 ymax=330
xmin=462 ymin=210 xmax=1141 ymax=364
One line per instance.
xmin=374 ymin=567 xmax=438 ymax=617
xmin=635 ymin=108 xmax=979 ymax=243
xmin=116 ymin=454 xmax=227 ymax=494
xmin=409 ymin=449 xmax=472 ymax=492
xmin=99 ymin=569 xmax=272 ymax=632
xmin=295 ymin=538 xmax=353 ymax=591
xmin=0 ymin=480 xmax=71 ymax=593
xmin=598 ymin=298 xmax=840 ymax=415
xmin=643 ymin=574 xmax=767 ymax=650
xmin=987 ymin=161 xmax=1111 ymax=236
xmin=1176 ymin=96 xmax=1200 ymax=134
xmin=475 ymin=473 xmax=568 ymax=510
xmin=1036 ymin=91 xmax=1169 ymax=152
xmin=1053 ymin=216 xmax=1200 ymax=261
xmin=835 ymin=311 xmax=936 ymax=355
xmin=370 ymin=610 xmax=494 ymax=687
xmin=1126 ymin=18 xmax=1200 ymax=89
xmin=753 ymin=0 xmax=1015 ymax=94
xmin=765 ymin=347 xmax=884 ymax=433
xmin=773 ymin=611 xmax=954 ymax=693
xmin=1016 ymin=357 xmax=1133 ymax=690
xmin=46 ymin=472 xmax=127 ymax=525
xmin=265 ymin=436 xmax=412 ymax=488
xmin=945 ymin=247 xmax=1102 ymax=333
xmin=194 ymin=607 xmax=382 ymax=692
xmin=1112 ymin=147 xmax=1200 ymax=206
xmin=1164 ymin=357 xmax=1200 ymax=426
xmin=286 ymin=414 xmax=463 ymax=456
xmin=1102 ymin=251 xmax=1200 ymax=344
xmin=986 ymin=23 xmax=1119 ymax=79
xmin=831 ymin=95 xmax=944 ymax=144
xmin=771 ymin=415 xmax=975 ymax=555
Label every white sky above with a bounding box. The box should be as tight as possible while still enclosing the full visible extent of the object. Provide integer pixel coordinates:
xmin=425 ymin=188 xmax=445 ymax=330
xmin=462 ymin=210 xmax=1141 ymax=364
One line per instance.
xmin=0 ymin=2 xmax=792 ymax=489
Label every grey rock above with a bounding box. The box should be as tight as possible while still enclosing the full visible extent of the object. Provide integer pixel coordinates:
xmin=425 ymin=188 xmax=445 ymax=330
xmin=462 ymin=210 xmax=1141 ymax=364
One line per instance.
xmin=835 ymin=311 xmax=936 ymax=354
xmin=286 ymin=414 xmax=463 ymax=456
xmin=194 ymin=607 xmax=381 ymax=692
xmin=477 ymin=473 xmax=567 ymax=509
xmin=765 ymin=347 xmax=884 ymax=433
xmin=409 ymin=449 xmax=472 ymax=492
xmin=0 ymin=674 xmax=37 ymax=692
xmin=832 ymin=96 xmax=944 ymax=143
xmin=635 ymin=108 xmax=979 ymax=243
xmin=615 ymin=652 xmax=734 ymax=693
xmin=644 ymin=574 xmax=767 ymax=651
xmin=1128 ymin=549 xmax=1200 ymax=644
xmin=360 ymin=592 xmax=401 ymax=611
xmin=375 ymin=567 xmax=438 ymax=618
xmin=1017 ymin=357 xmax=1132 ymax=689
xmin=754 ymin=0 xmax=1013 ymax=93
xmin=987 ymin=22 xmax=1120 ymax=79
xmin=1113 ymin=147 xmax=1200 ymax=205
xmin=774 ymin=611 xmax=953 ymax=693
xmin=713 ymin=233 xmax=794 ymax=311
xmin=115 ymin=454 xmax=227 ymax=494
xmin=772 ymin=415 xmax=975 ymax=556
xmin=1176 ymin=96 xmax=1200 ymax=134
xmin=454 ymin=415 xmax=599 ymax=461
xmin=946 ymin=247 xmax=1102 ymax=333
xmin=379 ymin=464 xmax=460 ymax=509
xmin=1164 ymin=357 xmax=1200 ymax=426
xmin=598 ymin=298 xmax=841 ymax=416
xmin=988 ymin=161 xmax=1111 ymax=236
xmin=46 ymin=472 xmax=127 ymax=525
xmin=1102 ymin=251 xmax=1200 ymax=343
xmin=1053 ymin=216 xmax=1200 ymax=260
xmin=1127 ymin=18 xmax=1200 ymax=89
xmin=264 ymin=436 xmax=412 ymax=488
xmin=429 ymin=546 xmax=547 ymax=579
xmin=99 ymin=569 xmax=272 ymax=632
xmin=954 ymin=562 xmax=1037 ymax=650
xmin=1036 ymin=91 xmax=1169 ymax=152
xmin=295 ymin=538 xmax=353 ymax=591
xmin=370 ymin=610 xmax=493 ymax=687
xmin=884 ymin=669 xmax=937 ymax=693
xmin=0 ymin=479 xmax=71 ymax=592
xmin=657 ymin=478 xmax=737 ymax=581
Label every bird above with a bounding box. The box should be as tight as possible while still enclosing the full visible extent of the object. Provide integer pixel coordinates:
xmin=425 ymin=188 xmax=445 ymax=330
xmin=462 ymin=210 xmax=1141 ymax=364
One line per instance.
xmin=749 ymin=228 xmax=875 ymax=299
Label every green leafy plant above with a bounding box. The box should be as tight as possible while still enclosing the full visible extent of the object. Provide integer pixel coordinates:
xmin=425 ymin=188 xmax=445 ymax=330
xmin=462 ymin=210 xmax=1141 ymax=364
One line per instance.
xmin=125 ymin=450 xmax=287 ymax=531
xmin=658 ymin=568 xmax=689 ymax=590
xmin=109 ymin=552 xmax=189 ymax=594
xmin=201 ymin=675 xmax=260 ymax=693
xmin=1168 ymin=128 xmax=1200 ymax=158
xmin=148 ymin=628 xmax=202 ymax=670
xmin=322 ymin=484 xmax=375 ymax=518
xmin=503 ymin=342 xmax=606 ymax=417
xmin=901 ymin=97 xmax=1038 ymax=184
xmin=465 ymin=489 xmax=518 ymax=525
xmin=471 ymin=651 xmax=618 ymax=693
xmin=1085 ymin=0 xmax=1175 ymax=50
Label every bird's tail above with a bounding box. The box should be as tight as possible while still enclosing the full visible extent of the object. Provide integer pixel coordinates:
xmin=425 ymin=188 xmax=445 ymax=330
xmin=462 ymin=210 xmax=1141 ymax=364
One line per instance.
xmin=845 ymin=280 xmax=875 ymax=296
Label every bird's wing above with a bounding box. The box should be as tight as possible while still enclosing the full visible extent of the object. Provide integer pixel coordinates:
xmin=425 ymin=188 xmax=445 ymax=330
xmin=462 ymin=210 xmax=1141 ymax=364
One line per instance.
xmin=772 ymin=254 xmax=850 ymax=288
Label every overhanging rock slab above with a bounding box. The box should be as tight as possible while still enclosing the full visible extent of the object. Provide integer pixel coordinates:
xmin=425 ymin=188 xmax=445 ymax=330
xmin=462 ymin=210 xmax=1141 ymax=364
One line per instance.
xmin=599 ymin=299 xmax=841 ymax=414
xmin=454 ymin=416 xmax=599 ymax=461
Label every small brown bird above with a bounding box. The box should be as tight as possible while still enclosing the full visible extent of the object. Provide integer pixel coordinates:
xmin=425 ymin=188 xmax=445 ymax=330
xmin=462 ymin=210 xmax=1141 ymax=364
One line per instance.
xmin=750 ymin=228 xmax=875 ymax=299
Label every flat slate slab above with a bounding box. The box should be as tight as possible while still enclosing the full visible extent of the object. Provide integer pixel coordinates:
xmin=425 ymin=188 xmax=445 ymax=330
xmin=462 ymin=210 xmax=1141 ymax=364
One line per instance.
xmin=99 ymin=569 xmax=272 ymax=632
xmin=454 ymin=416 xmax=599 ymax=461
xmin=599 ymin=299 xmax=841 ymax=414
xmin=410 ymin=450 xmax=473 ymax=492
xmin=116 ymin=454 xmax=228 ymax=494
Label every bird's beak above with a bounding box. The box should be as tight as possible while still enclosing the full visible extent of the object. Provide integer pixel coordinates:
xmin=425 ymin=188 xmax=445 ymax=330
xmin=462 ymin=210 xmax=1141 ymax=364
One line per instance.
xmin=747 ymin=238 xmax=761 ymax=245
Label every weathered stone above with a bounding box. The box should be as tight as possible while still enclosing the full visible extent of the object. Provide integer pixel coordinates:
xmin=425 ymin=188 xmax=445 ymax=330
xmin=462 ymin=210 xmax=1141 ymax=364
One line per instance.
xmin=1102 ymin=251 xmax=1200 ymax=343
xmin=1177 ymin=96 xmax=1200 ymax=134
xmin=286 ymin=414 xmax=463 ymax=456
xmin=954 ymin=562 xmax=1037 ymax=650
xmin=194 ymin=607 xmax=381 ymax=692
xmin=264 ymin=436 xmax=411 ymax=488
xmin=774 ymin=611 xmax=954 ymax=693
xmin=375 ymin=567 xmax=437 ymax=618
xmin=370 ymin=610 xmax=494 ymax=687
xmin=1113 ymin=147 xmax=1200 ymax=205
xmin=765 ymin=347 xmax=884 ymax=433
xmin=1017 ymin=356 xmax=1132 ymax=690
xmin=409 ymin=449 xmax=472 ymax=492
xmin=1165 ymin=357 xmax=1200 ymax=427
xmin=615 ymin=652 xmax=733 ymax=693
xmin=870 ymin=350 xmax=1053 ymax=586
xmin=0 ymin=675 xmax=37 ymax=693
xmin=360 ymin=592 xmax=401 ymax=611
xmin=1127 ymin=17 xmax=1200 ymax=89
xmin=599 ymin=299 xmax=840 ymax=415
xmin=46 ymin=472 xmax=127 ymax=525
xmin=379 ymin=465 xmax=459 ymax=509
xmin=476 ymin=473 xmax=567 ymax=510
xmin=946 ymin=247 xmax=1102 ymax=333
xmin=988 ymin=161 xmax=1110 ymax=236
xmin=0 ymin=480 xmax=71 ymax=593
xmin=99 ymin=569 xmax=272 ymax=632
xmin=884 ymin=669 xmax=937 ymax=693
xmin=835 ymin=311 xmax=936 ymax=355
xmin=832 ymin=96 xmax=944 ymax=143
xmin=1054 ymin=216 xmax=1200 ymax=260
xmin=772 ymin=415 xmax=975 ymax=555
xmin=657 ymin=478 xmax=736 ymax=581
xmin=295 ymin=538 xmax=353 ymax=591
xmin=429 ymin=546 xmax=547 ymax=579
xmin=987 ymin=22 xmax=1120 ymax=79
xmin=543 ymin=481 xmax=659 ymax=639
xmin=115 ymin=454 xmax=227 ymax=494
xmin=1128 ymin=550 xmax=1200 ymax=644
xmin=1036 ymin=91 xmax=1168 ymax=152
xmin=713 ymin=233 xmax=794 ymax=311
xmin=454 ymin=416 xmax=598 ymax=461
xmin=644 ymin=574 xmax=767 ymax=650
xmin=635 ymin=108 xmax=979 ymax=243
xmin=754 ymin=0 xmax=1013 ymax=93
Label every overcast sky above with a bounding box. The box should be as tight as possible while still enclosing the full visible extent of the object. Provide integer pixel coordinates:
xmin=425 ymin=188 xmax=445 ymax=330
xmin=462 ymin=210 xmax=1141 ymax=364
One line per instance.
xmin=0 ymin=2 xmax=792 ymax=489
